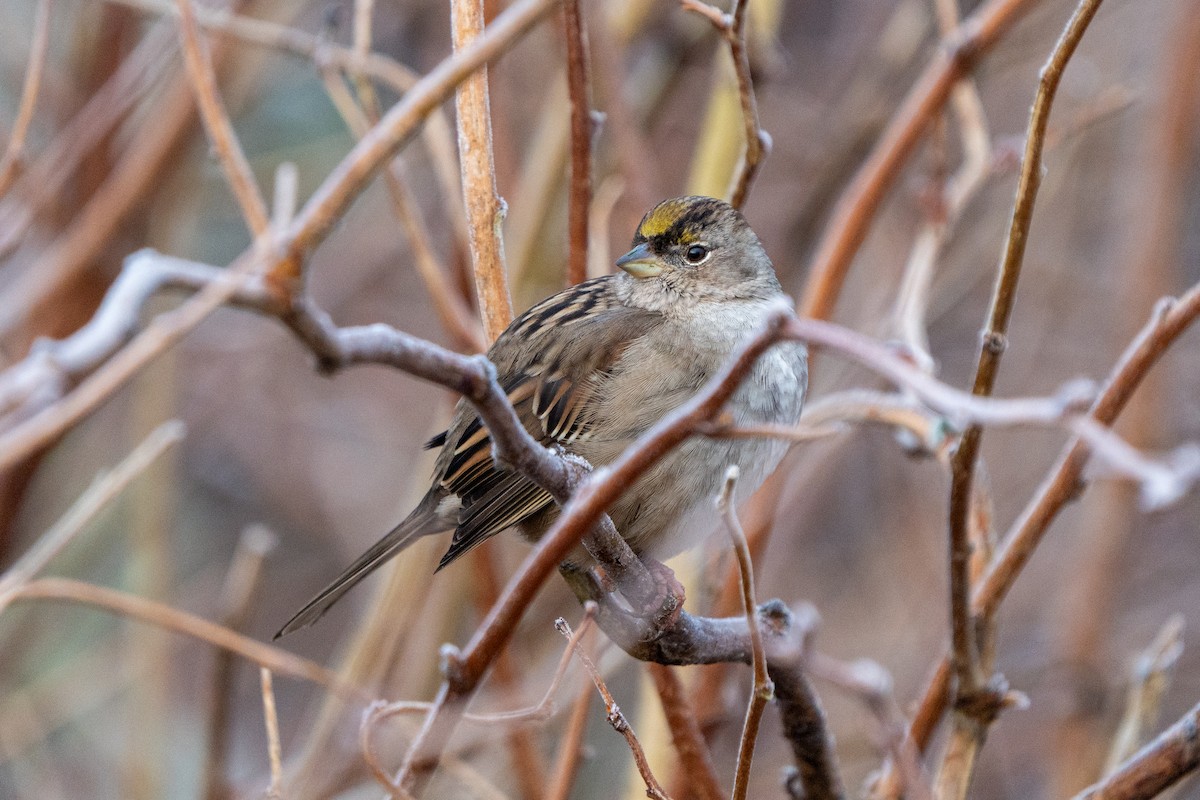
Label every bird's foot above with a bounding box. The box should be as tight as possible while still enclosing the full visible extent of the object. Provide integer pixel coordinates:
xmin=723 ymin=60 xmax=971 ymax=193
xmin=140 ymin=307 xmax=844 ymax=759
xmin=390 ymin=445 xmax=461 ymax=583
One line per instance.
xmin=641 ymin=558 xmax=686 ymax=629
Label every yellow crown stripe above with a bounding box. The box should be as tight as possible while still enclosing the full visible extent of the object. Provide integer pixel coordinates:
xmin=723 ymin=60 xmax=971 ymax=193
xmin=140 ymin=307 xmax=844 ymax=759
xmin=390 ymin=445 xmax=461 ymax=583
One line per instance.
xmin=637 ymin=199 xmax=690 ymax=238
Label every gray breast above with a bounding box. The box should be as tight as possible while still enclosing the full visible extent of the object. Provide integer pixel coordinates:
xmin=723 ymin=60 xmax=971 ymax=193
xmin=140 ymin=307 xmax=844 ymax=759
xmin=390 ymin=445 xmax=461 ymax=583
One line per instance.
xmin=573 ymin=305 xmax=808 ymax=560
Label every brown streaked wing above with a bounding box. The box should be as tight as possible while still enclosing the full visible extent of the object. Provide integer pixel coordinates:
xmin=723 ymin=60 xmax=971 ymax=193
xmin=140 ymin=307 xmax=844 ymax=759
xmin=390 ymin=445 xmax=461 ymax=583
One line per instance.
xmin=427 ymin=278 xmax=662 ymax=568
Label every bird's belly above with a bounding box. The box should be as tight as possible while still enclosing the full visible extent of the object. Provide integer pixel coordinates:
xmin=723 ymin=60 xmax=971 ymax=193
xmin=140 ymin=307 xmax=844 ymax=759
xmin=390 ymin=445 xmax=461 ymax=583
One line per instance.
xmin=575 ymin=335 xmax=807 ymax=560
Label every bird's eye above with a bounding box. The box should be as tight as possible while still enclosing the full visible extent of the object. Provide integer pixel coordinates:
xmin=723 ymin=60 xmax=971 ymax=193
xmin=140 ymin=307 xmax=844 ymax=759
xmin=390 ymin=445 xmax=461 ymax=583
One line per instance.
xmin=684 ymin=244 xmax=709 ymax=264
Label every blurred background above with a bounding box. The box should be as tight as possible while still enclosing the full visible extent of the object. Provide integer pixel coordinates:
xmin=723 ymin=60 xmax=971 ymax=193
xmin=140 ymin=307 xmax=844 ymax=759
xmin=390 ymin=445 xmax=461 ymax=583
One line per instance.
xmin=0 ymin=0 xmax=1198 ymax=798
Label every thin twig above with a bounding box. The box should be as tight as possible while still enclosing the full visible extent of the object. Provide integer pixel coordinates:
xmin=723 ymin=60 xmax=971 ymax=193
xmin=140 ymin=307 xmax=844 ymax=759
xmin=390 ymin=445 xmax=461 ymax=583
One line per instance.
xmin=108 ymin=0 xmax=469 ymax=252
xmin=725 ymin=0 xmax=767 ymax=208
xmin=544 ymin=682 xmax=593 ymax=800
xmin=0 ymin=13 xmax=173 ymax=260
xmin=720 ymin=466 xmax=772 ymax=800
xmin=648 ymin=663 xmax=723 ymax=800
xmin=8 ymin=578 xmax=360 ymax=700
xmin=0 ymin=421 xmax=185 ymax=613
xmin=891 ymin=0 xmax=992 ymax=368
xmin=807 ymin=655 xmax=932 ymax=800
xmin=1105 ymin=616 xmax=1186 ymax=773
xmin=883 ymin=278 xmax=1200 ymax=791
xmin=260 ymin=668 xmax=284 ymax=800
xmin=320 ymin=59 xmax=484 ymax=352
xmin=0 ymin=247 xmax=267 ymax=472
xmin=679 ymin=0 xmax=768 ymax=208
xmin=361 ymin=606 xmax=595 ymax=795
xmin=739 ymin=318 xmax=1200 ymax=505
xmin=563 ymin=0 xmax=594 ymax=285
xmin=0 ymin=0 xmax=563 ymax=469
xmin=466 ymin=545 xmax=549 ymax=800
xmin=558 ymin=610 xmax=673 ymax=800
xmin=1073 ymin=701 xmax=1200 ymax=800
xmin=173 ymin=0 xmax=270 ymax=238
xmin=203 ymin=525 xmax=277 ymax=800
xmin=944 ymin=0 xmax=1107 ymax=733
xmin=0 ymin=0 xmax=53 ymax=198
xmin=799 ymin=0 xmax=1047 ymax=321
xmin=453 ymin=0 xmax=515 ymax=341
xmin=0 ymin=31 xmax=210 ymax=338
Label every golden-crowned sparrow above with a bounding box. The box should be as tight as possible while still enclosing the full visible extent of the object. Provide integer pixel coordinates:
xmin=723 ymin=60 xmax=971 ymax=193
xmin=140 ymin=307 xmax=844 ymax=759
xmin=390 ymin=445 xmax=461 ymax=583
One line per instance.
xmin=277 ymin=196 xmax=807 ymax=638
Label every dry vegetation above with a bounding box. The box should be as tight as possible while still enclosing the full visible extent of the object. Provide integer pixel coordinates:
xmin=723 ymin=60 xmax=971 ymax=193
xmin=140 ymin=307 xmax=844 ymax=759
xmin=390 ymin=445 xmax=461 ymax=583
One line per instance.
xmin=0 ymin=0 xmax=1199 ymax=798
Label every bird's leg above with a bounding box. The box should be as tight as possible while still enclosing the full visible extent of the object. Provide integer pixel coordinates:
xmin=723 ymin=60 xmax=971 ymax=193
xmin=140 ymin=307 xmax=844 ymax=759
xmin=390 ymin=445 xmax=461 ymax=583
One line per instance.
xmin=640 ymin=557 xmax=686 ymax=628
xmin=560 ymin=552 xmax=685 ymax=636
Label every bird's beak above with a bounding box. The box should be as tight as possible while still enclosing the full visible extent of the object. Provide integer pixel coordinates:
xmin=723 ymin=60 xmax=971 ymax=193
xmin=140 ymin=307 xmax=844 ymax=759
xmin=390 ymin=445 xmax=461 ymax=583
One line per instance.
xmin=615 ymin=242 xmax=662 ymax=278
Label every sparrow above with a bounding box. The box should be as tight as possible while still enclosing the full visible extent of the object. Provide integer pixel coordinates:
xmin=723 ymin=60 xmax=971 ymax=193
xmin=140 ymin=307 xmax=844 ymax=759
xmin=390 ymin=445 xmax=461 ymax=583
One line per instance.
xmin=277 ymin=196 xmax=807 ymax=638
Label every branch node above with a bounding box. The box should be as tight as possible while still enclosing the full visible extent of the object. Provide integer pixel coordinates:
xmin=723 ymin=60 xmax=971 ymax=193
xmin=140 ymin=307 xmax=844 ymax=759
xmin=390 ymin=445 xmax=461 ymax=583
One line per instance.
xmin=440 ymin=643 xmax=467 ymax=692
xmin=981 ymin=330 xmax=1007 ymax=355
xmin=954 ymin=672 xmax=1023 ymax=725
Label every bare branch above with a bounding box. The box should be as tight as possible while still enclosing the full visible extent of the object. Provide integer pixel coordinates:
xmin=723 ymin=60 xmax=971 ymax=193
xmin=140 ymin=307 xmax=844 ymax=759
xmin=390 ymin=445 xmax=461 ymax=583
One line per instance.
xmin=453 ymin=0 xmax=515 ymax=340
xmin=173 ymin=0 xmax=270 ymax=238
xmin=885 ymin=278 xmax=1200 ymax=787
xmin=945 ymin=2 xmax=1108 ymax=743
xmin=1105 ymin=616 xmax=1186 ymax=772
xmin=319 ymin=49 xmax=485 ymax=353
xmin=1074 ymin=701 xmax=1200 ymax=800
xmin=0 ymin=0 xmax=562 ymax=469
xmin=203 ymin=526 xmax=277 ymax=800
xmin=562 ymin=0 xmax=595 ymax=286
xmin=725 ymin=0 xmax=768 ymax=208
xmin=109 ymin=0 xmax=469 ymax=253
xmin=720 ymin=467 xmax=773 ymax=800
xmin=808 ymin=655 xmax=931 ymax=800
xmin=8 ymin=578 xmax=359 ymax=699
xmin=260 ymin=668 xmax=284 ymax=800
xmin=799 ymin=0 xmax=1048 ymax=321
xmin=0 ymin=0 xmax=53 ymax=198
xmin=558 ymin=611 xmax=673 ymax=800
xmin=544 ymin=683 xmax=593 ymax=800
xmin=647 ymin=663 xmax=723 ymax=800
xmin=679 ymin=0 xmax=768 ymax=208
xmin=0 ymin=420 xmax=184 ymax=612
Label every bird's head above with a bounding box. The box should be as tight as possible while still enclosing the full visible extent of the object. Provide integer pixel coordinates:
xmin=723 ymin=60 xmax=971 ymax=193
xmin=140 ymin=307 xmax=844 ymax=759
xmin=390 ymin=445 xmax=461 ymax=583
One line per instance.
xmin=615 ymin=196 xmax=780 ymax=305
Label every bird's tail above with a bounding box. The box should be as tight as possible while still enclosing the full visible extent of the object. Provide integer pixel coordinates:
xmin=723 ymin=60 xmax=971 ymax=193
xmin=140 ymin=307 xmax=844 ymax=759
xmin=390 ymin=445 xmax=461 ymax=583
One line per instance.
xmin=274 ymin=503 xmax=444 ymax=639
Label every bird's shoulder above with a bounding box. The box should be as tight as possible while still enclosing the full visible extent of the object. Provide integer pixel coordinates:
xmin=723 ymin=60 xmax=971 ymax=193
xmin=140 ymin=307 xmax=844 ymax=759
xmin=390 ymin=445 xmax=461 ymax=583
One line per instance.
xmin=428 ymin=276 xmax=663 ymax=477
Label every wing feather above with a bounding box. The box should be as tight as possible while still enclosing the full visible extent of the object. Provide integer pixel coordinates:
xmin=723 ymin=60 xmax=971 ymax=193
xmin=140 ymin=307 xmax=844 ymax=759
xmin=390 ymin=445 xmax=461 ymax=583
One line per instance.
xmin=426 ymin=277 xmax=661 ymax=568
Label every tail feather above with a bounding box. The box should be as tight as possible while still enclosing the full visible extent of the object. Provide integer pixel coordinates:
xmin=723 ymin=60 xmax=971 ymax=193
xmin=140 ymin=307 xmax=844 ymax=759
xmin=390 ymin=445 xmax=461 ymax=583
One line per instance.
xmin=274 ymin=503 xmax=443 ymax=639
